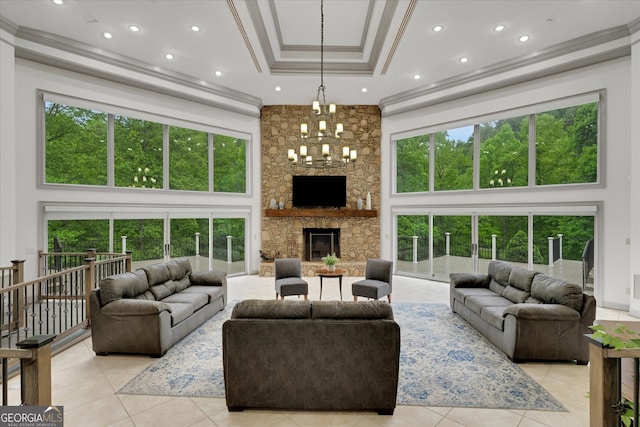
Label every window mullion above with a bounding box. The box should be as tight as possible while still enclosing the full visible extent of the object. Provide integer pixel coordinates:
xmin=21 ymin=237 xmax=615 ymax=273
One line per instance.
xmin=209 ymin=133 xmax=214 ymax=193
xmin=108 ymin=114 xmax=114 ymax=187
xmin=163 ymin=124 xmax=169 ymax=190
xmin=528 ymin=113 xmax=536 ymax=187
xmin=473 ymin=124 xmax=480 ymax=190
xmin=429 ymin=134 xmax=435 ymax=192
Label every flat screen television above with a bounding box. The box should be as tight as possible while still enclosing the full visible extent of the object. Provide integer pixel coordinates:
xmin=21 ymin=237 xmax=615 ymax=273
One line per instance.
xmin=292 ymin=175 xmax=347 ymax=208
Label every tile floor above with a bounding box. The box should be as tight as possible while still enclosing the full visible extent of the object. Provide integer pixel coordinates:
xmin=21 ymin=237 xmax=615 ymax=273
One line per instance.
xmin=3 ymin=274 xmax=636 ymax=427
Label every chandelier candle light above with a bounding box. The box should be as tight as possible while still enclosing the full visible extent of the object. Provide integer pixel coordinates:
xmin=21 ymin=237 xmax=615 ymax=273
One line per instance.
xmin=287 ymin=0 xmax=357 ymax=168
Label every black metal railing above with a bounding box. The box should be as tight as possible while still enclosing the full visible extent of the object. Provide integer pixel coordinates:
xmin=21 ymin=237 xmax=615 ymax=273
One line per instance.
xmin=1 ymin=253 xmax=131 ymax=404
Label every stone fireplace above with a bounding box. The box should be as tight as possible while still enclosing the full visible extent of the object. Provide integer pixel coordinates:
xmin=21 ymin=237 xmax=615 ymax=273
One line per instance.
xmin=259 ymin=105 xmax=381 ymax=276
xmin=304 ymin=228 xmax=340 ymax=261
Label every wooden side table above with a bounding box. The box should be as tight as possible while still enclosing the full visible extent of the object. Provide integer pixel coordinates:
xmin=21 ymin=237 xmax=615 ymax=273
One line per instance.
xmin=316 ymin=268 xmax=348 ymax=300
xmin=586 ymin=320 xmax=640 ymax=427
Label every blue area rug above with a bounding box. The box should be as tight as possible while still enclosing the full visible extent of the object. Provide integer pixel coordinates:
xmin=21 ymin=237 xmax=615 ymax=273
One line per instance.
xmin=117 ymin=302 xmax=566 ymax=411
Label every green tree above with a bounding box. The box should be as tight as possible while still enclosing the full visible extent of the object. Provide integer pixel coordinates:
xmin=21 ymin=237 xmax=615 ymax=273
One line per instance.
xmin=214 ymin=135 xmax=246 ymax=193
xmin=505 ymin=229 xmax=546 ymax=264
xmin=48 ymin=219 xmax=110 ymax=252
xmin=169 ymin=127 xmax=209 ymax=191
xmin=534 ymin=215 xmax=594 ymax=261
xmin=213 ymin=218 xmax=245 ymax=261
xmin=433 ymin=131 xmax=473 ymax=191
xmin=397 ymin=215 xmax=429 ymax=261
xmin=114 ymin=116 xmax=163 ymax=188
xmin=170 ymin=218 xmax=211 ymax=257
xmin=45 ymin=102 xmax=108 ymax=185
xmin=536 ymin=103 xmax=598 ymax=185
xmin=569 ymin=103 xmax=598 ymax=182
xmin=114 ymin=219 xmax=164 ymax=261
xmin=479 ymin=119 xmax=528 ymax=188
xmin=571 ymin=103 xmax=597 ymax=153
xmin=396 ymin=135 xmax=429 ymax=192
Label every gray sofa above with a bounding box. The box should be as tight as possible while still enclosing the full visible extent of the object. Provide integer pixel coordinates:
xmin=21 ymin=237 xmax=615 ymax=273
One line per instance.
xmin=222 ymin=299 xmax=400 ymax=414
xmin=90 ymin=257 xmax=227 ymax=357
xmin=450 ymin=260 xmax=596 ymax=364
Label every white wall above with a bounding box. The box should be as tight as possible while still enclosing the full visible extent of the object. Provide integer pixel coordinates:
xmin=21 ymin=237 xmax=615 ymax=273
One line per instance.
xmin=9 ymin=58 xmax=261 ymax=279
xmin=3 ymin=23 xmax=637 ymax=309
xmin=628 ymin=31 xmax=640 ymax=317
xmin=0 ymin=27 xmax=17 ymax=267
xmin=381 ymin=57 xmax=633 ymax=310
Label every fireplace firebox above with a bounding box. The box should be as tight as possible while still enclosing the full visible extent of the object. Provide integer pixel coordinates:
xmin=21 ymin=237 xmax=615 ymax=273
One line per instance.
xmin=303 ymin=228 xmax=340 ymax=261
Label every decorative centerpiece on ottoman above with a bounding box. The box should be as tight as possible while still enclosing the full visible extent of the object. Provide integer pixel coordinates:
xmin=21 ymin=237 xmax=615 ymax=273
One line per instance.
xmin=450 ymin=260 xmax=596 ymax=363
xmin=222 ymin=299 xmax=400 ymax=414
xmin=90 ymin=257 xmax=227 ymax=357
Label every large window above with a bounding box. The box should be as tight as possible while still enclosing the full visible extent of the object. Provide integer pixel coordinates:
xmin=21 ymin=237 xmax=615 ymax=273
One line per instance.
xmin=48 ymin=219 xmax=110 ymax=253
xmin=114 ymin=116 xmax=163 ymax=189
xmin=43 ymin=95 xmax=249 ymax=194
xmin=396 ymin=135 xmax=429 ymax=193
xmin=45 ymin=103 xmax=108 ymax=186
xmin=479 ymin=116 xmax=528 ymax=189
xmin=46 ymin=213 xmax=248 ymax=275
xmin=113 ymin=219 xmax=165 ymax=261
xmin=434 ymin=128 xmax=473 ymax=191
xmin=169 ymin=126 xmax=209 ymax=191
xmin=394 ymin=96 xmax=599 ymax=193
xmin=535 ymin=102 xmax=598 ymax=185
xmin=394 ymin=209 xmax=596 ymax=288
xmin=214 ymin=135 xmax=247 ymax=193
xmin=478 ymin=215 xmax=530 ymax=264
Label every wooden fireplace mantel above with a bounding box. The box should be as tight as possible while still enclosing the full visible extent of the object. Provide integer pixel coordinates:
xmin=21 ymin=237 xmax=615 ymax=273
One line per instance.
xmin=265 ymin=208 xmax=377 ymax=218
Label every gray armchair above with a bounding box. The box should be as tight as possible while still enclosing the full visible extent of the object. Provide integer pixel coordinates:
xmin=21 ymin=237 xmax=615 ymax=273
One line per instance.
xmin=274 ymin=258 xmax=308 ymax=300
xmin=352 ymin=259 xmax=393 ymax=303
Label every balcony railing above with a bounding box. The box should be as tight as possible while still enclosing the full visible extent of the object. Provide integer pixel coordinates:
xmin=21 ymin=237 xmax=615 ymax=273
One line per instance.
xmin=1 ymin=251 xmax=131 ymax=404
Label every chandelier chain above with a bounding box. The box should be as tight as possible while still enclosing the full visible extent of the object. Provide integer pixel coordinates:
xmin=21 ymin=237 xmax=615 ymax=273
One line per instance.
xmin=288 ymin=0 xmax=356 ymax=168
xmin=318 ymin=0 xmax=326 ymax=106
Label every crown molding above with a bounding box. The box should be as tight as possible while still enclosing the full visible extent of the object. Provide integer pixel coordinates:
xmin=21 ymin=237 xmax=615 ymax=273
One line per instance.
xmin=0 ymin=16 xmax=19 ymax=37
xmin=628 ymin=17 xmax=640 ymax=35
xmin=12 ymin=25 xmax=262 ymax=117
xmin=380 ymin=24 xmax=633 ymax=116
xmin=246 ymin=0 xmax=397 ymax=75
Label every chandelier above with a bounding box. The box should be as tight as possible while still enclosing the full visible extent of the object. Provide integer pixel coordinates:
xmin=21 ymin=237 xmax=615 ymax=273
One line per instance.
xmin=287 ymin=0 xmax=357 ymax=168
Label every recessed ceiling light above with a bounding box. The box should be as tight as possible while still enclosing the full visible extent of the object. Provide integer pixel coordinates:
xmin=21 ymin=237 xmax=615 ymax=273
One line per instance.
xmin=51 ymin=0 xmax=63 ymax=4
xmin=519 ymin=35 xmax=530 ymax=42
xmin=433 ymin=25 xmax=444 ymax=32
xmin=164 ymin=53 xmax=174 ymax=60
xmin=413 ymin=74 xmax=421 ymax=80
xmin=275 ymin=86 xmax=281 ymax=92
xmin=493 ymin=24 xmax=505 ymax=32
xmin=103 ymin=32 xmax=113 ymax=39
xmin=361 ymin=88 xmax=368 ymax=93
xmin=214 ymin=70 xmax=222 ymax=77
xmin=459 ymin=57 xmax=469 ymax=63
xmin=129 ymin=25 xmax=140 ymax=32
xmin=190 ymin=25 xmax=201 ymax=32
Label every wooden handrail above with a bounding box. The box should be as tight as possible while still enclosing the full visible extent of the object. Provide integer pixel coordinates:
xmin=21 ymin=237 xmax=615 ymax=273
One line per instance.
xmin=587 ymin=334 xmax=640 ymax=427
xmin=1 ymin=335 xmax=56 ymax=406
xmin=0 ymin=265 xmax=86 ymax=294
xmin=0 ymin=348 xmax=32 ymax=359
xmin=1 ymin=253 xmax=131 ymax=406
xmin=84 ymin=257 xmax=95 ymax=324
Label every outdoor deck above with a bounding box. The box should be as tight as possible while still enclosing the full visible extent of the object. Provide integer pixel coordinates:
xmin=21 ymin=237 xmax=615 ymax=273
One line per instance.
xmin=398 ymin=256 xmax=593 ymax=291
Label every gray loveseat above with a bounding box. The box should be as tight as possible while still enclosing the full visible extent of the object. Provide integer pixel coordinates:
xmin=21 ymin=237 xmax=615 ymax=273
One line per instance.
xmin=90 ymin=257 xmax=227 ymax=357
xmin=450 ymin=260 xmax=596 ymax=364
xmin=222 ymin=299 xmax=400 ymax=415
